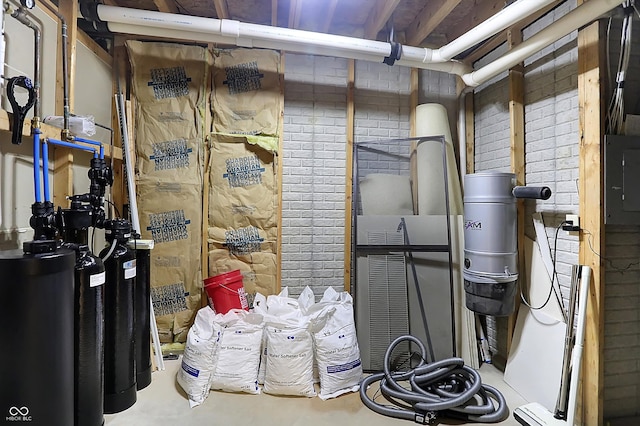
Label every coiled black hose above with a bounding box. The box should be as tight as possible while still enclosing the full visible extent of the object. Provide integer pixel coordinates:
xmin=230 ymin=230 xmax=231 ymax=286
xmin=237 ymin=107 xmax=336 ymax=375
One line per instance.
xmin=360 ymin=335 xmax=509 ymax=424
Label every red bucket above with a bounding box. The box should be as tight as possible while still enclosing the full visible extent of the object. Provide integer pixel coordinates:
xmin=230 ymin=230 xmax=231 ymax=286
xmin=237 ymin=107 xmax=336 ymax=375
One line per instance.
xmin=204 ymin=270 xmax=249 ymax=314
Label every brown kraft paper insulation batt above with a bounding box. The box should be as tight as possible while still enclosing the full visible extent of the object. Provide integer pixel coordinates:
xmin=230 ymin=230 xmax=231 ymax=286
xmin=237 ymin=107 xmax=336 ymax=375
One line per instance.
xmin=127 ymin=40 xmax=208 ymax=343
xmin=211 ymin=48 xmax=281 ymax=135
xmin=208 ymin=134 xmax=278 ymax=299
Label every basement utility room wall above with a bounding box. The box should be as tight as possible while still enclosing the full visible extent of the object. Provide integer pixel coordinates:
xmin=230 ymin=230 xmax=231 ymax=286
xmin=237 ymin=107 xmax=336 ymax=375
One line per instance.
xmin=281 ymin=55 xmax=457 ymax=297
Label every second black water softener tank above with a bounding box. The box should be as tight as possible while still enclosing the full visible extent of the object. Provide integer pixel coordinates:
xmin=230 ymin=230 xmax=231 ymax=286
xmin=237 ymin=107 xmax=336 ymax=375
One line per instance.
xmin=0 ymin=246 xmax=75 ymax=426
xmin=101 ymin=219 xmax=137 ymax=414
xmin=73 ymin=244 xmax=106 ymax=426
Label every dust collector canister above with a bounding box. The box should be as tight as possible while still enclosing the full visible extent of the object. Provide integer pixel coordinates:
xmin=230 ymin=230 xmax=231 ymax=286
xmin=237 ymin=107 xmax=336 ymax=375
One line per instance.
xmin=0 ymin=248 xmax=75 ymax=426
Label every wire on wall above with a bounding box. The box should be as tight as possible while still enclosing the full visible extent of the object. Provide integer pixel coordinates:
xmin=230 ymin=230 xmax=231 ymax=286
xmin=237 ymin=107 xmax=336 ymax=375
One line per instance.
xmin=606 ymin=0 xmax=634 ymax=135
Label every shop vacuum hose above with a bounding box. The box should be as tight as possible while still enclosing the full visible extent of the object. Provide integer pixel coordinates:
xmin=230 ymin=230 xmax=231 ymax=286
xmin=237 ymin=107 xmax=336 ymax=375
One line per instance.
xmin=360 ymin=335 xmax=509 ymax=424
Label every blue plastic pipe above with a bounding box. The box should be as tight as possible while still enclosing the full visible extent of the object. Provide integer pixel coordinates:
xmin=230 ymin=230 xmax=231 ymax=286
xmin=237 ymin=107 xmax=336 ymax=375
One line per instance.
xmin=43 ymin=138 xmax=98 ymax=202
xmin=33 ymin=128 xmax=42 ymax=203
xmin=73 ymin=136 xmax=104 ymax=159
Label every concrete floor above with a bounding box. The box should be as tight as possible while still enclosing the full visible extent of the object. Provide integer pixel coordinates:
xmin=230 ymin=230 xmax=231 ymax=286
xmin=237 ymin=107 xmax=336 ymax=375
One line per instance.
xmin=105 ymin=358 xmax=528 ymax=426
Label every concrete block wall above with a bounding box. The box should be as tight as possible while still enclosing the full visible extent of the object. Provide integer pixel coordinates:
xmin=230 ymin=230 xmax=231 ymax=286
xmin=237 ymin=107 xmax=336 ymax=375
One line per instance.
xmin=282 ymin=55 xmax=458 ymax=304
xmin=281 ymin=54 xmax=349 ymax=298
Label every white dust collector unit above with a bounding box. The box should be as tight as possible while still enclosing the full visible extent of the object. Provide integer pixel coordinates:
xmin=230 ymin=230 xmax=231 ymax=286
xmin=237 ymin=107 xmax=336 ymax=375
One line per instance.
xmin=463 ymin=171 xmax=551 ymax=316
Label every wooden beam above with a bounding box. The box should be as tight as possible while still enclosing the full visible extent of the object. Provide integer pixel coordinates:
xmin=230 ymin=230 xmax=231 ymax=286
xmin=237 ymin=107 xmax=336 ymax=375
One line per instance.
xmin=344 ymin=59 xmax=355 ymax=292
xmin=288 ymin=0 xmax=302 ymax=29
xmin=272 ymin=0 xmax=278 ymax=26
xmin=446 ymin=0 xmax=506 ymax=43
xmin=153 ymin=0 xmax=179 ymax=13
xmin=507 ymin=27 xmax=525 ymax=357
xmin=465 ymin=93 xmax=475 ymax=174
xmin=578 ymin=18 xmax=605 ymax=426
xmin=77 ymin=29 xmax=111 ymax=65
xmin=462 ymin=1 xmax=562 ymax=65
xmin=53 ymin=0 xmax=78 ymax=209
xmin=320 ymin=0 xmax=339 ymax=33
xmin=364 ymin=0 xmax=401 ymax=40
xmin=406 ymin=0 xmax=463 ymax=46
xmin=213 ymin=0 xmax=230 ymax=19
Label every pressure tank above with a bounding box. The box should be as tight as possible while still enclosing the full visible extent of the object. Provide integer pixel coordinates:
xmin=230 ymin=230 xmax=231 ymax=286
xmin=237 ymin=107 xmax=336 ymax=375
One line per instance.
xmin=0 ymin=247 xmax=75 ymax=426
xmin=73 ymin=244 xmax=106 ymax=426
xmin=463 ymin=172 xmax=518 ymax=316
xmin=101 ymin=219 xmax=137 ymax=414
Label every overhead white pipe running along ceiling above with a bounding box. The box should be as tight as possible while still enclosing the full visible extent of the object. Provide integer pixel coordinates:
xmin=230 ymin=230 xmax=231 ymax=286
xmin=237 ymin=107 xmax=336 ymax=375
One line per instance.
xmin=87 ymin=0 xmax=624 ymax=87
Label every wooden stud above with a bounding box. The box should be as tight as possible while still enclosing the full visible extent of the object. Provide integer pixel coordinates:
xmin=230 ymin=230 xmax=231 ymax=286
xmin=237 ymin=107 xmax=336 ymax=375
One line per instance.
xmin=507 ymin=26 xmax=525 ymax=358
xmin=53 ymin=0 xmax=78 ymax=209
xmin=288 ymin=0 xmax=302 ymax=29
xmin=272 ymin=0 xmax=278 ymax=26
xmin=213 ymin=0 xmax=230 ymax=19
xmin=577 ymin=18 xmax=605 ymax=426
xmin=406 ymin=0 xmax=463 ymax=46
xmin=364 ymin=0 xmax=401 ymax=40
xmin=276 ymin=52 xmax=286 ymax=292
xmin=153 ymin=0 xmax=179 ymax=13
xmin=321 ymin=0 xmax=339 ymax=33
xmin=110 ymin=36 xmax=129 ymax=216
xmin=465 ymin=93 xmax=475 ymax=175
xmin=77 ymin=30 xmax=112 ymax=66
xmin=344 ymin=59 xmax=355 ymax=292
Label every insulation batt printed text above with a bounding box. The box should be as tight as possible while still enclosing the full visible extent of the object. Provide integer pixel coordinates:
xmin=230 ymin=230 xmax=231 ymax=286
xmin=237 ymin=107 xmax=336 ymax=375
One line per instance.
xmin=148 ymin=66 xmax=192 ymax=99
xmin=223 ymin=61 xmax=264 ymax=94
xmin=224 ymin=226 xmax=264 ymax=255
xmin=147 ymin=210 xmax=191 ymax=243
xmin=223 ymin=155 xmax=266 ymax=188
xmin=151 ymin=283 xmax=189 ymax=316
xmin=150 ymin=138 xmax=193 ymax=171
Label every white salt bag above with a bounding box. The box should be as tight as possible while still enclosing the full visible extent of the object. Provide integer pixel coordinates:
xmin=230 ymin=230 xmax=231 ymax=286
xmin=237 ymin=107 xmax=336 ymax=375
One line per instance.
xmin=176 ymin=306 xmax=221 ymax=408
xmin=309 ymin=287 xmax=363 ymax=400
xmin=210 ymin=311 xmax=263 ymax=394
xmin=263 ymin=324 xmax=316 ymax=397
xmin=253 ymin=292 xmax=270 ymax=385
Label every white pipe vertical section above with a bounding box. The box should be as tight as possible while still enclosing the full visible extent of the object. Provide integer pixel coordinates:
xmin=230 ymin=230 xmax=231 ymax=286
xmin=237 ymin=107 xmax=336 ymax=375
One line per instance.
xmin=566 ymin=265 xmax=591 ymax=426
xmin=462 ymin=0 xmax=625 ymax=86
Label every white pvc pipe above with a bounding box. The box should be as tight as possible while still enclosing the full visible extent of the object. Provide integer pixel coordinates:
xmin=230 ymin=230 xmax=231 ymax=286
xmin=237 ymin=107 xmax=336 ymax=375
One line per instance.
xmin=462 ymin=0 xmax=625 ymax=86
xmin=566 ymin=265 xmax=591 ymax=426
xmin=107 ymin=21 xmax=473 ymax=76
xmin=424 ymin=0 xmax=560 ymax=62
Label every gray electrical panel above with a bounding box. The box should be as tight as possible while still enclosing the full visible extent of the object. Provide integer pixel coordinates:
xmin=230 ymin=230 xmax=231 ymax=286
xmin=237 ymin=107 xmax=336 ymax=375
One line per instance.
xmin=605 ymin=135 xmax=640 ymax=224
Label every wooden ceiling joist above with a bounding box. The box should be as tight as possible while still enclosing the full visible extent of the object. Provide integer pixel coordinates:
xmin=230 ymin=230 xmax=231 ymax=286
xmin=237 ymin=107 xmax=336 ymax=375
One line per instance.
xmin=288 ymin=0 xmax=303 ymax=29
xmin=321 ymin=0 xmax=339 ymax=33
xmin=364 ymin=0 xmax=401 ymax=40
xmin=213 ymin=0 xmax=230 ymax=19
xmin=406 ymin=0 xmax=463 ymax=46
xmin=153 ymin=0 xmax=178 ymax=13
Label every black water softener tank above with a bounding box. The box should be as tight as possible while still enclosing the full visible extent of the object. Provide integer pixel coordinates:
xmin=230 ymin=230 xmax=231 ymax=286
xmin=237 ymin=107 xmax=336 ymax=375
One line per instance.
xmin=129 ymin=239 xmax=153 ymax=390
xmin=0 ymin=245 xmax=75 ymax=426
xmin=73 ymin=244 xmax=106 ymax=426
xmin=101 ymin=219 xmax=137 ymax=413
xmin=60 ymin=204 xmax=106 ymax=426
